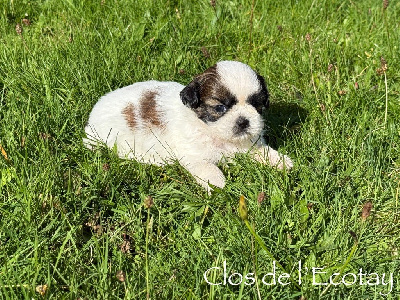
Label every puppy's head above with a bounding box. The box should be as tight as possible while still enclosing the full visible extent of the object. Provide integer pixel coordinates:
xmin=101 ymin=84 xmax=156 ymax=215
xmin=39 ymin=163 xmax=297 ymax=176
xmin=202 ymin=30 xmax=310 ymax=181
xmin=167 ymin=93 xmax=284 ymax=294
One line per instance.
xmin=180 ymin=61 xmax=269 ymax=142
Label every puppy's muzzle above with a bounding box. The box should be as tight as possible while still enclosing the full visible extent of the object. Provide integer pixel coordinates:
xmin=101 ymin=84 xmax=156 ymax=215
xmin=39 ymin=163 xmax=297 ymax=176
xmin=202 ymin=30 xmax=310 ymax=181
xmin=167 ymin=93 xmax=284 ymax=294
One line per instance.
xmin=233 ymin=116 xmax=250 ymax=136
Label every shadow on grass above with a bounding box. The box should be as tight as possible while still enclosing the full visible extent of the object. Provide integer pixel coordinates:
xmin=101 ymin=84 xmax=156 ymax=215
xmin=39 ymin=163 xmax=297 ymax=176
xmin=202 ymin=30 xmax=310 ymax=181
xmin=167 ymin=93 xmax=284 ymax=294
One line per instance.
xmin=263 ymin=101 xmax=308 ymax=149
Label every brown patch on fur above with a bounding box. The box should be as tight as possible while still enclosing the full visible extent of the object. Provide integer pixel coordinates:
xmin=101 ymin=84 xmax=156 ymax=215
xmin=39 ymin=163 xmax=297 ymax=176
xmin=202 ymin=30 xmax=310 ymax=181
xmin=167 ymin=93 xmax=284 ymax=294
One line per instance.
xmin=196 ymin=65 xmax=234 ymax=103
xmin=139 ymin=90 xmax=163 ymax=127
xmin=191 ymin=65 xmax=237 ymax=122
xmin=203 ymin=98 xmax=222 ymax=106
xmin=122 ymin=103 xmax=137 ymax=129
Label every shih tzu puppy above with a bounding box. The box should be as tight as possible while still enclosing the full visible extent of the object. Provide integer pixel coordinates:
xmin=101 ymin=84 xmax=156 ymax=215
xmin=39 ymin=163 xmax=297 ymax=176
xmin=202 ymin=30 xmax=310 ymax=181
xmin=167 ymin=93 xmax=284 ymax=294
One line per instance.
xmin=84 ymin=61 xmax=293 ymax=192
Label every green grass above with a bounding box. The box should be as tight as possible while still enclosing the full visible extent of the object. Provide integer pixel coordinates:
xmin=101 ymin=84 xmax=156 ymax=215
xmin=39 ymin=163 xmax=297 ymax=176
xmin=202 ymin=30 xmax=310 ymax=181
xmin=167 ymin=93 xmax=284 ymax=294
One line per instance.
xmin=1 ymin=0 xmax=399 ymax=298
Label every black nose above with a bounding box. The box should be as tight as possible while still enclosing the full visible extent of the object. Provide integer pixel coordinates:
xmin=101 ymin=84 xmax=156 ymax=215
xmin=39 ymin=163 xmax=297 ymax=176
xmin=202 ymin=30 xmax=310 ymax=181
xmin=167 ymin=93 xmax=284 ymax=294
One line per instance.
xmin=236 ymin=116 xmax=250 ymax=130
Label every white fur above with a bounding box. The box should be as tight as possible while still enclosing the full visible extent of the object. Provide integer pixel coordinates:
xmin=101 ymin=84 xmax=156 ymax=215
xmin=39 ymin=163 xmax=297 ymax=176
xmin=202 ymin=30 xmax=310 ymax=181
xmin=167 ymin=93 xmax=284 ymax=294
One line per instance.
xmin=217 ymin=61 xmax=260 ymax=102
xmin=84 ymin=61 xmax=293 ymax=192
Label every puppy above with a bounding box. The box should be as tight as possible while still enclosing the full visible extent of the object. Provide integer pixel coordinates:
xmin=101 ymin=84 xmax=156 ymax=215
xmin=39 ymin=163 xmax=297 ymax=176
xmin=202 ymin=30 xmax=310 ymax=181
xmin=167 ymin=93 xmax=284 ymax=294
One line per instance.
xmin=84 ymin=61 xmax=293 ymax=192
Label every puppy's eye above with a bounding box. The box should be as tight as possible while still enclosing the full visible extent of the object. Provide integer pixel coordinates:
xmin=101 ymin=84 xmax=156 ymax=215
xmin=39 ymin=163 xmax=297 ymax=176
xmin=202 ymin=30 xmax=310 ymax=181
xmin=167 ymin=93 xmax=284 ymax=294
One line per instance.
xmin=214 ymin=105 xmax=227 ymax=113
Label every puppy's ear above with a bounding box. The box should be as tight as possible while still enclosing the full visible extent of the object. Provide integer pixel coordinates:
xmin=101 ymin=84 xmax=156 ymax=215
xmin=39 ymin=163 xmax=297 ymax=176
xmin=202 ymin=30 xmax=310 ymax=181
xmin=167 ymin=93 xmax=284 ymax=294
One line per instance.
xmin=256 ymin=73 xmax=270 ymax=109
xmin=180 ymin=80 xmax=200 ymax=109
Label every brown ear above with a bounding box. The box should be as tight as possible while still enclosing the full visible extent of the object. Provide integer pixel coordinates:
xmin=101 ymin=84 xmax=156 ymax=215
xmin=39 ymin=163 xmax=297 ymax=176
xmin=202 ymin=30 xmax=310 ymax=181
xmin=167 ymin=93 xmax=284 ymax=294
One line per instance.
xmin=180 ymin=64 xmax=219 ymax=109
xmin=180 ymin=79 xmax=201 ymax=109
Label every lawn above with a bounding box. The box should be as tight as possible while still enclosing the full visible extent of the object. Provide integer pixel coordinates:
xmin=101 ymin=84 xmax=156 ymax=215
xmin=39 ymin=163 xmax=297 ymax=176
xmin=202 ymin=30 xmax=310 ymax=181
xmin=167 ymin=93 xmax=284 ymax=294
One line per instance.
xmin=0 ymin=0 xmax=399 ymax=298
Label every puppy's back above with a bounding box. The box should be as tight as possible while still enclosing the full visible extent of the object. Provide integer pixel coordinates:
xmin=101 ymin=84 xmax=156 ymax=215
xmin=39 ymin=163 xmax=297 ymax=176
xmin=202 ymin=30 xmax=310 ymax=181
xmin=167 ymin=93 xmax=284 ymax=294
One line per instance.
xmin=84 ymin=81 xmax=184 ymax=154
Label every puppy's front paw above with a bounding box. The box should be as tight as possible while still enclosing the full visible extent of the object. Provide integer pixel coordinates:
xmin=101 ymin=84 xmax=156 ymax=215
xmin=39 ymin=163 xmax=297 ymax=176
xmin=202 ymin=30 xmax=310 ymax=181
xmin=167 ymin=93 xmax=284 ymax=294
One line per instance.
xmin=253 ymin=147 xmax=293 ymax=171
xmin=184 ymin=162 xmax=226 ymax=194
xmin=203 ymin=172 xmax=226 ymax=194
xmin=275 ymin=154 xmax=293 ymax=170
